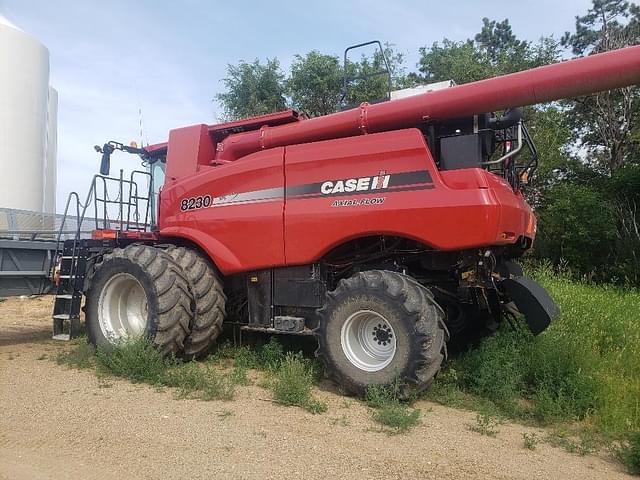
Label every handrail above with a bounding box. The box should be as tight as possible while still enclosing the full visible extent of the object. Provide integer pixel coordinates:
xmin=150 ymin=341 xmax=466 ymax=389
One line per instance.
xmin=481 ymin=122 xmax=523 ymax=166
xmin=51 ymin=172 xmax=153 ymax=287
xmin=341 ymin=40 xmax=392 ymax=106
xmin=129 ymin=170 xmax=153 ymax=230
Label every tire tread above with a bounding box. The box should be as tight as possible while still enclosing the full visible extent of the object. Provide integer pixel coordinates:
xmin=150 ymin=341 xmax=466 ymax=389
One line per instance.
xmin=316 ymin=269 xmax=447 ymax=398
xmin=87 ymin=244 xmax=193 ymax=356
xmin=164 ymin=245 xmax=226 ymax=359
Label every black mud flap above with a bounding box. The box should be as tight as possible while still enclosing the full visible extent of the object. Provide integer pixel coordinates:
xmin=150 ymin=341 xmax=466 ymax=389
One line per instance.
xmin=500 ymin=276 xmax=560 ymax=335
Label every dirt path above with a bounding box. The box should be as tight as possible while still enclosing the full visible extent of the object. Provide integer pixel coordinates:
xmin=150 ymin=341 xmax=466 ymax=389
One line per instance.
xmin=0 ymin=296 xmax=631 ymax=480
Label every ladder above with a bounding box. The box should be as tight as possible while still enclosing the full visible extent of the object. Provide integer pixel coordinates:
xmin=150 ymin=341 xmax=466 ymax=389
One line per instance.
xmin=52 ymin=245 xmax=86 ymax=340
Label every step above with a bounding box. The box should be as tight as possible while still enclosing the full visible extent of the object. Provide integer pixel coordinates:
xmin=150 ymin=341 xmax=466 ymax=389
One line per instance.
xmin=61 ymin=257 xmax=85 ymax=263
xmin=274 ymin=316 xmax=306 ymax=333
xmin=52 ymin=334 xmax=71 ymax=341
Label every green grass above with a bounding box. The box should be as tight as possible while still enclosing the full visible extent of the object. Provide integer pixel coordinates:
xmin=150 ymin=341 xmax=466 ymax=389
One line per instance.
xmin=330 ymin=414 xmax=350 ymax=427
xmin=163 ymin=361 xmax=236 ymax=401
xmin=523 ymin=432 xmax=540 ymax=450
xmin=545 ymin=427 xmax=598 ymax=456
xmin=468 ymin=412 xmax=500 ymax=437
xmin=372 ymin=403 xmax=421 ymax=433
xmin=366 ymin=383 xmax=421 ymax=434
xmin=58 ymin=336 xmax=328 ymax=412
xmin=209 ymin=338 xmax=327 ymax=414
xmin=59 ymin=338 xmax=239 ymax=401
xmin=617 ymin=431 xmax=640 ymax=475
xmin=209 ymin=337 xmax=285 ymax=372
xmin=427 ymin=264 xmax=640 ymax=446
xmin=57 ymin=340 xmax=95 ymax=369
xmin=268 ymin=352 xmax=327 ymax=414
xmin=95 ymin=339 xmax=169 ymax=384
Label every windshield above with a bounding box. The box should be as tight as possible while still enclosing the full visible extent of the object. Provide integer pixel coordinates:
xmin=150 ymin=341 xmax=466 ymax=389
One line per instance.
xmin=150 ymin=158 xmax=166 ymax=226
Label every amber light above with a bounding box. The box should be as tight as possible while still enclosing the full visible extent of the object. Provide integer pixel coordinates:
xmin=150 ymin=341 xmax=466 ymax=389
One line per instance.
xmin=92 ymin=229 xmax=117 ymax=240
xmin=526 ymin=214 xmax=536 ymax=236
xmin=119 ymin=231 xmax=158 ymax=240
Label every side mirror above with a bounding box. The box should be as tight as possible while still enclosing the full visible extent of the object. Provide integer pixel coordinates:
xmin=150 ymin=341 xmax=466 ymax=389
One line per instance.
xmin=97 ymin=143 xmax=114 ymax=175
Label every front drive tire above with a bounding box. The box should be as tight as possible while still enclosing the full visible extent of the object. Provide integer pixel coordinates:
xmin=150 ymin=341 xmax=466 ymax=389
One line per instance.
xmin=164 ymin=246 xmax=226 ymax=359
xmin=316 ymin=270 xmax=447 ymax=398
xmin=85 ymin=244 xmax=193 ymax=356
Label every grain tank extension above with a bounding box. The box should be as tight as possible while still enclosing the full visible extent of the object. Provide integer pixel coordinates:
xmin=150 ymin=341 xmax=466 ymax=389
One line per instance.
xmin=52 ymin=45 xmax=640 ymax=397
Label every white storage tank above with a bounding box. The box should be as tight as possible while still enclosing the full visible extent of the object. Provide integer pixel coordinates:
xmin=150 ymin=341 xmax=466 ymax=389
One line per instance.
xmin=0 ymin=15 xmax=52 ymax=213
xmin=44 ymin=86 xmax=58 ymax=214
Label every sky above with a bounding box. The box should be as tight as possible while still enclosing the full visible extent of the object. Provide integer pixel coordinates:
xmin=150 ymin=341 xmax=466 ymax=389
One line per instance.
xmin=1 ymin=0 xmax=595 ymax=212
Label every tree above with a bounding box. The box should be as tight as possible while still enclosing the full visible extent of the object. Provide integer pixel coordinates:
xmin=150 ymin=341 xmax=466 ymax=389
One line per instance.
xmin=287 ymin=51 xmax=343 ymax=117
xmin=561 ymin=0 xmax=640 ymax=174
xmin=416 ymin=39 xmax=490 ymax=84
xmin=535 ymin=183 xmax=617 ymax=279
xmin=475 ymin=17 xmax=526 ymax=61
xmin=217 ymin=43 xmax=409 ymax=120
xmin=562 ymin=0 xmax=637 ymax=55
xmin=216 ymin=58 xmax=287 ymax=120
xmin=609 ymin=165 xmax=640 ymax=283
xmin=343 ymin=43 xmax=414 ymax=106
xmin=417 ymin=18 xmax=559 ymax=84
xmin=522 ymin=105 xmax=576 ymax=208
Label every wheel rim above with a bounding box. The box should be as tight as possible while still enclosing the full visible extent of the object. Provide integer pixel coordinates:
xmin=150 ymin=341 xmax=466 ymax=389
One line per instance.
xmin=98 ymin=272 xmax=148 ymax=342
xmin=340 ymin=310 xmax=396 ymax=372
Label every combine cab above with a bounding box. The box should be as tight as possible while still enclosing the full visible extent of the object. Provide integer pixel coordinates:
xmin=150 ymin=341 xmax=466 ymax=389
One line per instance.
xmin=51 ymin=44 xmax=640 ymax=396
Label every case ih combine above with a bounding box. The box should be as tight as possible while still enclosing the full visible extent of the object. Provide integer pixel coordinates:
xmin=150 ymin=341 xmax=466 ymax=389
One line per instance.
xmin=53 ymin=44 xmax=640 ymax=397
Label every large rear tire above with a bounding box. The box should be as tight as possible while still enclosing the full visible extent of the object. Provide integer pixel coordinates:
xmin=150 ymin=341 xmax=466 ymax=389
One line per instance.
xmin=316 ymin=270 xmax=447 ymax=398
xmin=85 ymin=244 xmax=193 ymax=356
xmin=164 ymin=246 xmax=226 ymax=359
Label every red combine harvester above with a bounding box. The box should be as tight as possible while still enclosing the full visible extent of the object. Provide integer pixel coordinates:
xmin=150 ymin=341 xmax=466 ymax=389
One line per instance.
xmin=52 ymin=44 xmax=640 ymax=396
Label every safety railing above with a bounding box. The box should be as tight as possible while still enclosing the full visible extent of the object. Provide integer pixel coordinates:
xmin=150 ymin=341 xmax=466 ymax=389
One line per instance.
xmin=53 ymin=170 xmax=153 ymax=285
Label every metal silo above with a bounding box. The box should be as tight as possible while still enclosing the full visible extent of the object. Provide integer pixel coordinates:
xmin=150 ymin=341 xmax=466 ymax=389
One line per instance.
xmin=0 ymin=15 xmax=50 ymax=212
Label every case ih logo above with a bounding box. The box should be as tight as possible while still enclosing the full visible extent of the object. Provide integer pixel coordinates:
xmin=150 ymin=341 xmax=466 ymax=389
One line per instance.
xmin=320 ymin=171 xmax=390 ymax=195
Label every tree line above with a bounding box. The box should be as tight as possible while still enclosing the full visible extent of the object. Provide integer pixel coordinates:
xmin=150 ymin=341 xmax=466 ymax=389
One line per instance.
xmin=215 ymin=0 xmax=640 ymax=286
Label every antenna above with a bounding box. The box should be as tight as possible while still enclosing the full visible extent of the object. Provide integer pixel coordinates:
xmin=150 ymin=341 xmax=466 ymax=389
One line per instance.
xmin=134 ymin=86 xmax=147 ymax=147
xmin=138 ymin=104 xmax=146 ymax=147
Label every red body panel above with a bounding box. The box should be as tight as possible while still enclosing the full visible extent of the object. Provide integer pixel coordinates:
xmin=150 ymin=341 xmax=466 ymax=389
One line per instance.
xmin=284 ymin=130 xmax=533 ymax=265
xmin=160 ymin=147 xmax=286 ymax=272
xmin=166 ymin=124 xmax=215 ymax=181
xmin=159 ymin=129 xmax=534 ymax=275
